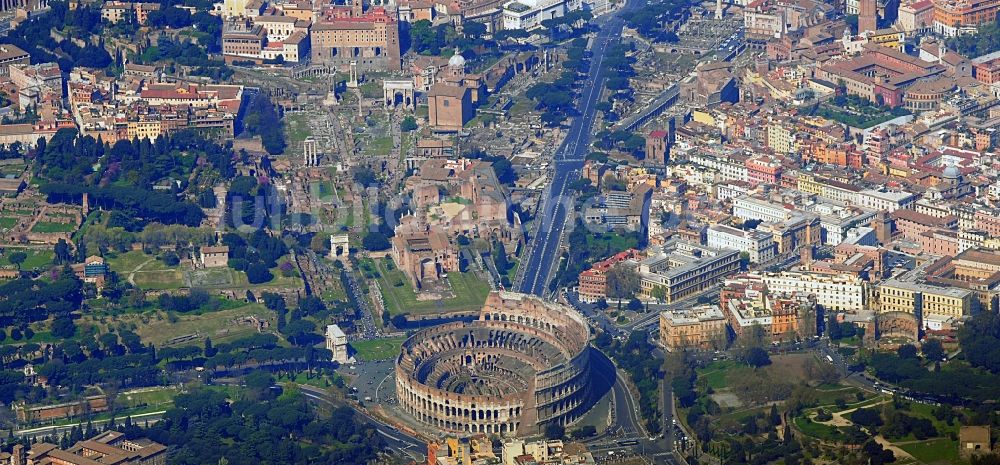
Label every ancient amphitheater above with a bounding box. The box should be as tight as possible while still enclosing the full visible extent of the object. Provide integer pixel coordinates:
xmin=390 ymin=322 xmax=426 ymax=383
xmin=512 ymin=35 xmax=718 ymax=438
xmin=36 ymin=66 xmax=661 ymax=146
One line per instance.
xmin=395 ymin=291 xmax=592 ymax=437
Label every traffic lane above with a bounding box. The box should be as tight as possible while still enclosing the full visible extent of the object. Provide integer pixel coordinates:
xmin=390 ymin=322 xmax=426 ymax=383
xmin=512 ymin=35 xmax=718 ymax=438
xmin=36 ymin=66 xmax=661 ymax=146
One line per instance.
xmin=520 ymin=11 xmax=629 ymax=294
xmin=346 ymin=360 xmax=395 ymax=405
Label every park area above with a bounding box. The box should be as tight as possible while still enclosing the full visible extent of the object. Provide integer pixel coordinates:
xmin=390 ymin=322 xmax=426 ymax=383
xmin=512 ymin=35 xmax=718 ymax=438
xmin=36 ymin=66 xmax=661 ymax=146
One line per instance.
xmin=794 ymin=394 xmax=965 ymax=465
xmin=351 ymin=336 xmax=406 ymax=362
xmin=0 ymin=248 xmax=54 ymax=271
xmin=366 ymin=258 xmax=490 ymax=318
xmin=816 ymin=94 xmax=911 ymax=129
xmin=106 ymin=250 xmax=304 ymax=291
xmin=81 ymin=304 xmax=276 ymax=348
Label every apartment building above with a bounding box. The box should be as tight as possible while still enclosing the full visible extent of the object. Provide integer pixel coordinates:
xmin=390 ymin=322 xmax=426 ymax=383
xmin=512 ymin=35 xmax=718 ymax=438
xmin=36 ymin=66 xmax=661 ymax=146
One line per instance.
xmin=707 ymin=224 xmax=777 ymax=264
xmin=659 ymin=305 xmax=728 ymax=351
xmin=879 ymin=279 xmax=972 ymax=323
xmin=721 ymin=277 xmax=818 ymax=342
xmin=576 ymin=249 xmax=642 ymax=302
xmin=636 ymin=241 xmax=741 ymax=304
xmin=688 ymin=152 xmax=749 ymax=183
xmin=745 ymin=271 xmax=869 ymax=312
xmin=892 ymin=208 xmax=958 ymax=241
xmin=733 ymin=196 xmax=792 ymax=223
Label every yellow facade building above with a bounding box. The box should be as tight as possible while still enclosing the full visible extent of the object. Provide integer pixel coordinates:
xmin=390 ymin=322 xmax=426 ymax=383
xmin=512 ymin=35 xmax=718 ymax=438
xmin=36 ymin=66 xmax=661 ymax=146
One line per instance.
xmin=659 ymin=305 xmax=728 ymax=351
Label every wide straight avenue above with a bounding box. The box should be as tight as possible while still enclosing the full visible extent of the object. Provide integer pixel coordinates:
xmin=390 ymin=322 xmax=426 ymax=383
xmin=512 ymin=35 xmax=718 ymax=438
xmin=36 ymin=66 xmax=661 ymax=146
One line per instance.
xmin=518 ymin=0 xmax=640 ymax=296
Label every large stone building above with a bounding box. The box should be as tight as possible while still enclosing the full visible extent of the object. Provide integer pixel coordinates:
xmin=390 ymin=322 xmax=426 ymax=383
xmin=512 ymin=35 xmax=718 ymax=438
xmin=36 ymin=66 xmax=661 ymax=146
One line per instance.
xmin=392 ymin=156 xmax=522 ymax=289
xmin=932 ymin=0 xmax=1000 ymax=35
xmin=0 ymin=44 xmax=28 ymax=76
xmin=427 ymin=54 xmax=485 ymax=132
xmin=396 ymin=292 xmax=592 ymax=437
xmin=659 ymin=305 xmax=728 ymax=351
xmin=636 ymin=240 xmax=742 ymax=304
xmin=20 ymin=431 xmax=167 ymax=465
xmin=707 ymin=224 xmax=777 ymax=264
xmin=815 ymin=44 xmax=946 ymax=107
xmin=310 ymin=5 xmax=401 ymax=71
xmin=749 ymin=271 xmax=868 ymax=312
xmin=577 ymin=249 xmax=642 ymax=302
xmin=501 ymin=0 xmax=581 ymax=30
xmin=721 ymin=276 xmax=819 ymax=342
xmin=879 ymin=279 xmax=973 ymax=329
xmin=390 ymin=225 xmax=459 ymax=289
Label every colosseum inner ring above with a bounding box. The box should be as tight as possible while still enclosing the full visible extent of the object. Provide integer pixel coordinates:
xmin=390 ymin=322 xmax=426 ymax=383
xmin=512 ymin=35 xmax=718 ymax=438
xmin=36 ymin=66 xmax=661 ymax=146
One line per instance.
xmin=396 ymin=292 xmax=592 ymax=437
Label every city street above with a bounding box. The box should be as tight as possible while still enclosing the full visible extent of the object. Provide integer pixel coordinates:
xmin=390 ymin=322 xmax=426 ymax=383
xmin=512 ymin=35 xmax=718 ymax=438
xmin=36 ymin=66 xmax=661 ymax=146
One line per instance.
xmin=517 ymin=0 xmax=643 ymax=296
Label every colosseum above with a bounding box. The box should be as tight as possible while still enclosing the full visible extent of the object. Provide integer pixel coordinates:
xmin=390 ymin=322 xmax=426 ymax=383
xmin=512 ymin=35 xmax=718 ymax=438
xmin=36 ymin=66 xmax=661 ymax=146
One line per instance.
xmin=395 ymin=291 xmax=592 ymax=437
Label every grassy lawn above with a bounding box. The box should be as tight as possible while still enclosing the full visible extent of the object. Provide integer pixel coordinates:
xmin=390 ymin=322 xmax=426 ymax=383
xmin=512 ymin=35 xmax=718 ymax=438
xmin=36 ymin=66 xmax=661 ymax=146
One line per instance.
xmin=187 ymin=267 xmax=244 ymax=288
xmin=285 ymin=113 xmax=313 ymax=143
xmin=267 ymin=266 xmax=304 ymax=288
xmin=0 ymin=329 xmax=61 ymax=346
xmin=794 ymin=416 xmax=846 ymax=442
xmin=898 ymin=438 xmax=960 ymax=464
xmin=106 ymin=251 xmax=155 ymax=274
xmin=0 ymin=249 xmax=54 ymax=270
xmin=400 ymin=132 xmax=414 ymax=159
xmin=360 ymin=81 xmax=381 ymax=99
xmin=812 ymin=385 xmax=864 ymax=407
xmin=31 ymin=221 xmax=77 ymax=233
xmin=817 ymin=96 xmax=910 ymax=129
xmin=366 ymin=136 xmax=394 ymax=155
xmin=351 ymin=336 xmax=407 ymax=361
xmin=118 ymin=386 xmax=180 ymax=410
xmin=133 ymin=270 xmax=186 ymax=290
xmin=135 ymin=305 xmax=274 ymax=347
xmin=373 ymin=259 xmax=490 ymax=317
xmin=0 ymin=162 xmax=25 ymax=177
xmin=510 ymin=98 xmax=535 ymax=117
xmin=0 ymin=217 xmax=15 ymax=229
xmin=696 ymin=360 xmax=745 ymax=390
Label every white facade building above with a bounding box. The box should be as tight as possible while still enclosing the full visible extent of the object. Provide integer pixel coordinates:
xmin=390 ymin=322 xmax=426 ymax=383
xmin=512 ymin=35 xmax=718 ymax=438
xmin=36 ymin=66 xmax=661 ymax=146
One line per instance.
xmin=732 ymin=196 xmax=792 ymax=223
xmin=689 ymin=153 xmax=749 ymax=183
xmin=707 ymin=224 xmax=777 ymax=264
xmin=857 ymin=189 xmax=917 ymax=212
xmin=502 ymin=0 xmax=581 ymax=30
xmin=757 ymin=271 xmax=867 ymax=312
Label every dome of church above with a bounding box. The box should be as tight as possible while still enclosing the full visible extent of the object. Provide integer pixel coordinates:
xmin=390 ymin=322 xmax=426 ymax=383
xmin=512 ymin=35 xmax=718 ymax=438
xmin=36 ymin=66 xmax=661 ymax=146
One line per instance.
xmin=943 ymin=165 xmax=960 ymax=179
xmin=448 ymin=53 xmax=466 ymax=68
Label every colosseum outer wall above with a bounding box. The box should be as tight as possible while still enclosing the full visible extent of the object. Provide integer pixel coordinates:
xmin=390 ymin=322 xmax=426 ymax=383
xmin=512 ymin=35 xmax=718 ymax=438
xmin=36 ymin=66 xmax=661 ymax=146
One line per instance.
xmin=395 ymin=292 xmax=592 ymax=437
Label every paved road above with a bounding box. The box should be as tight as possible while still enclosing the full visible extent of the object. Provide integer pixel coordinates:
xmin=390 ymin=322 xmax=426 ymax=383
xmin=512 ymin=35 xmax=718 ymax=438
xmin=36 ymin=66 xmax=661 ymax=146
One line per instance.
xmin=518 ymin=1 xmax=640 ymax=296
xmin=14 ymin=411 xmax=165 ymax=441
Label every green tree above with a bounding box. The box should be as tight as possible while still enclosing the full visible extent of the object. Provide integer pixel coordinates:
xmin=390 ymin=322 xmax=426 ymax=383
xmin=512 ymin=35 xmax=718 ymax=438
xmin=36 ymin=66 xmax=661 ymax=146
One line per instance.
xmin=741 ymin=347 xmax=771 ymax=368
xmin=362 ymin=232 xmax=391 ymax=251
xmin=606 ymin=263 xmax=639 ymax=303
xmin=8 ymin=251 xmax=26 ymax=270
xmin=244 ymin=371 xmax=275 ymax=400
xmin=897 ymin=344 xmax=918 ymax=360
xmin=400 ymin=116 xmax=418 ymax=132
xmin=50 ymin=317 xmax=76 ymax=338
xmin=922 ymin=338 xmax=945 ymax=361
xmin=54 ymin=239 xmax=72 ymax=264
xmin=544 ymin=423 xmax=565 ymax=439
xmin=650 ymin=285 xmax=666 ymax=303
